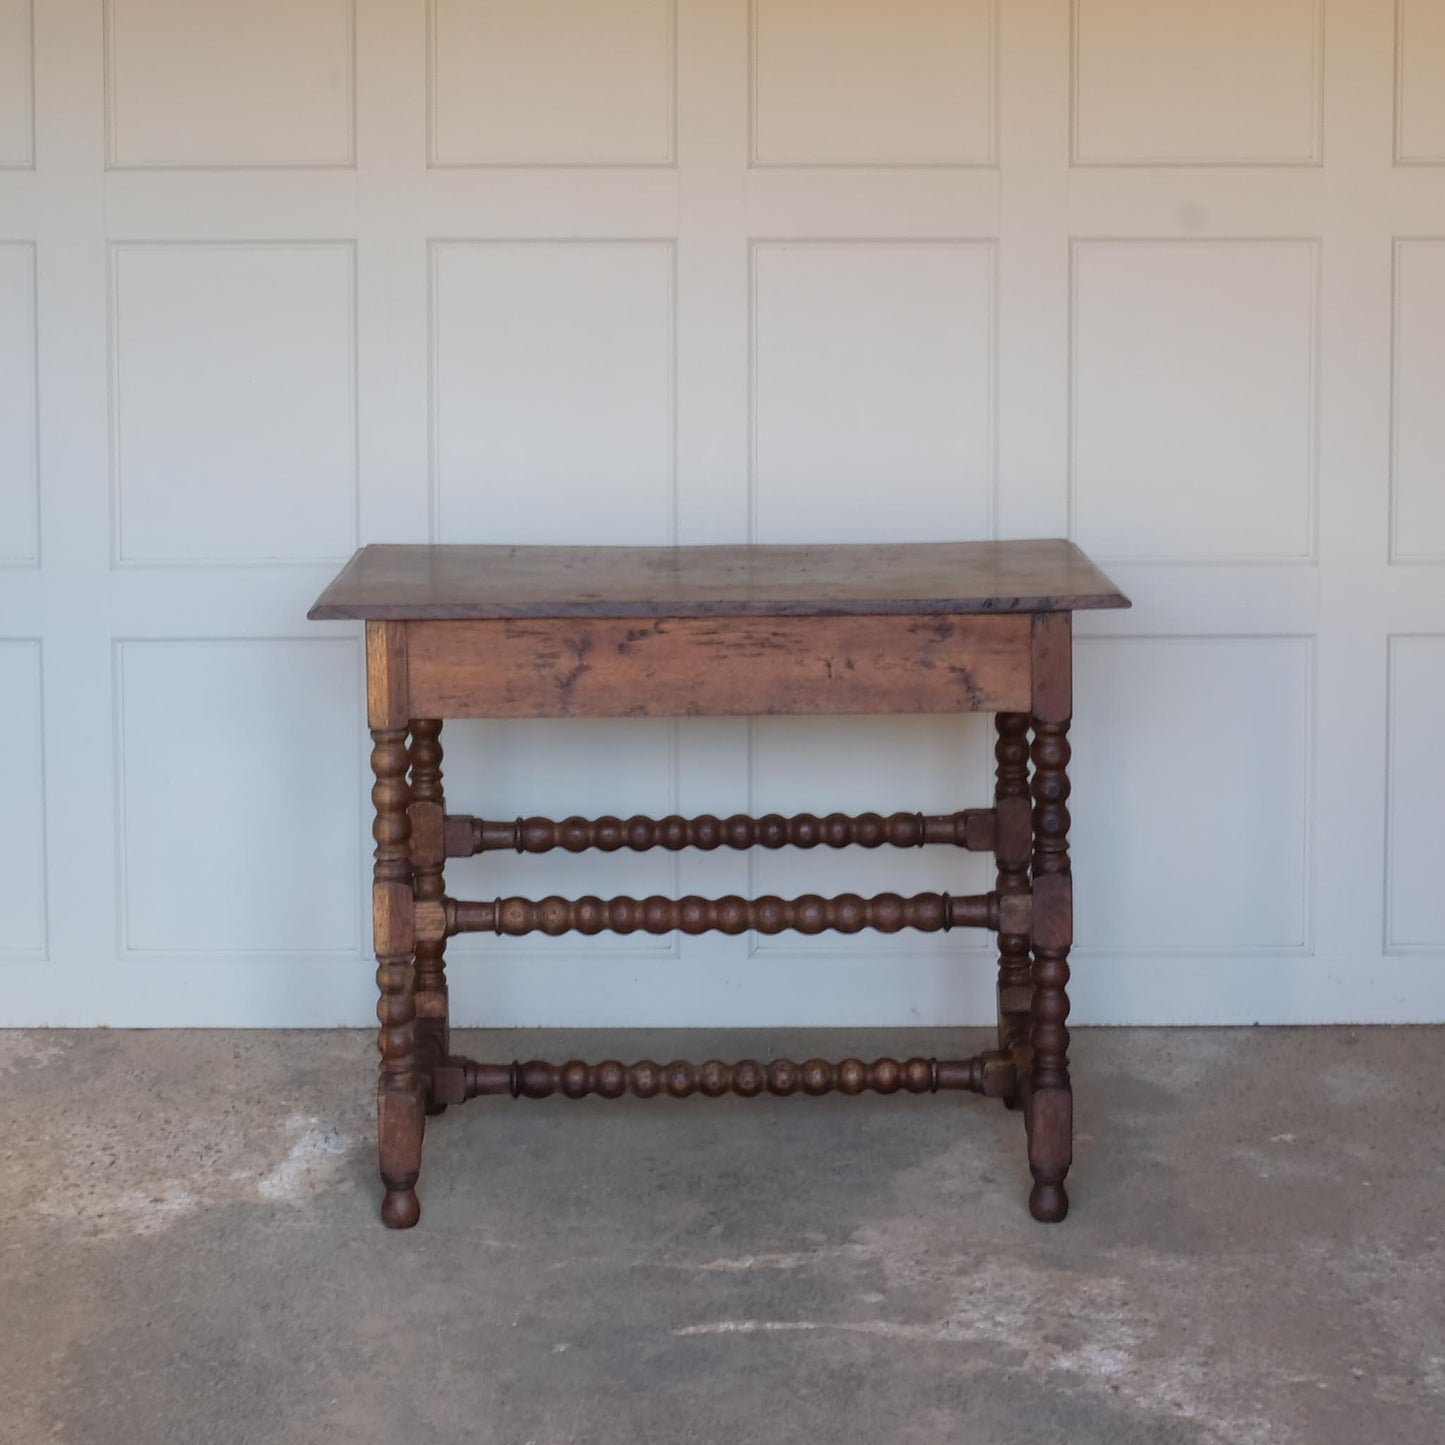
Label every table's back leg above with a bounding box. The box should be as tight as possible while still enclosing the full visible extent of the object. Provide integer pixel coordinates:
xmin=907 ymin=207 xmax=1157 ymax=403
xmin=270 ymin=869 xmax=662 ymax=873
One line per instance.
xmin=408 ymin=718 xmax=450 ymax=1113
xmin=372 ymin=724 xmax=424 ymax=1228
xmin=1027 ymin=614 xmax=1073 ymax=1223
xmin=993 ymin=712 xmax=1033 ymax=1077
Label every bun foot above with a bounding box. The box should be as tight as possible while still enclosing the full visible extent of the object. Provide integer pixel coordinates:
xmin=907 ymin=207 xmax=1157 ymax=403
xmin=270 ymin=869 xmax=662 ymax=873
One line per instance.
xmin=1028 ymin=1180 xmax=1068 ymax=1223
xmin=425 ymin=1100 xmax=448 ymax=1117
xmin=381 ymin=1186 xmax=421 ymax=1229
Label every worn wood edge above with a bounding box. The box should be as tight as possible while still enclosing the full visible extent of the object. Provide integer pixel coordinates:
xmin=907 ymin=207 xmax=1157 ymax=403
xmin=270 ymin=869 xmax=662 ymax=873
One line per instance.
xmin=310 ymin=593 xmax=1131 ymax=622
xmin=365 ymin=621 xmax=410 ymax=729
xmin=306 ymin=546 xmax=366 ymax=620
xmin=1030 ymin=613 xmax=1073 ymax=725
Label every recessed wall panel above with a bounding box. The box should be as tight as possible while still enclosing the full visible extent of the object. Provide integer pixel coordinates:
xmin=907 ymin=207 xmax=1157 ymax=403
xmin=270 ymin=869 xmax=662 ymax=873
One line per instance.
xmin=752 ymin=242 xmax=993 ymax=544
xmin=0 ymin=0 xmax=32 ymax=167
xmin=117 ymin=640 xmax=360 ymax=954
xmin=1397 ymin=0 xmax=1445 ymax=163
xmin=1387 ymin=637 xmax=1445 ymax=949
xmin=432 ymin=241 xmax=674 ymax=545
xmin=1072 ymin=241 xmax=1316 ymax=562
xmin=111 ymin=243 xmax=357 ymax=565
xmin=750 ymin=715 xmax=993 ymax=952
xmin=0 ymin=244 xmax=38 ymax=564
xmin=106 ymin=0 xmax=354 ymax=167
xmin=1073 ymin=0 xmax=1322 ymax=164
xmin=430 ymin=0 xmax=675 ymax=165
xmin=752 ymin=0 xmax=994 ymax=165
xmin=1072 ymin=638 xmax=1312 ymax=953
xmin=0 ymin=642 xmax=45 ymax=953
xmin=1392 ymin=240 xmax=1445 ymax=559
xmin=441 ymin=718 xmax=678 ymax=954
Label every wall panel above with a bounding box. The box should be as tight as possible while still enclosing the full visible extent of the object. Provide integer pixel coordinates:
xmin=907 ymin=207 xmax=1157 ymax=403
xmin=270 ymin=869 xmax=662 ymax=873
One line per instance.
xmin=749 ymin=715 xmax=994 ymax=959
xmin=1071 ymin=240 xmax=1318 ymax=563
xmin=751 ymin=0 xmax=994 ymax=166
xmin=0 ymin=641 xmax=46 ymax=954
xmin=0 ymin=242 xmax=38 ymax=563
xmin=752 ymin=241 xmax=994 ymax=543
xmin=431 ymin=240 xmax=675 ymax=545
xmin=1386 ymin=636 xmax=1445 ymax=951
xmin=430 ymin=0 xmax=676 ymax=166
xmin=1073 ymin=0 xmax=1322 ymax=165
xmin=105 ymin=0 xmax=354 ymax=167
xmin=110 ymin=243 xmax=358 ymax=566
xmin=0 ymin=0 xmax=32 ymax=168
xmin=1396 ymin=0 xmax=1445 ymax=163
xmin=1072 ymin=638 xmax=1313 ymax=955
xmin=115 ymin=639 xmax=362 ymax=955
xmin=1391 ymin=239 xmax=1445 ymax=560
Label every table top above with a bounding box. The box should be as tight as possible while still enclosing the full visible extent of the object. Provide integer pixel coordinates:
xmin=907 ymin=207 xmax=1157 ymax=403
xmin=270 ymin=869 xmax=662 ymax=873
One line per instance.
xmin=308 ymin=540 xmax=1130 ymax=621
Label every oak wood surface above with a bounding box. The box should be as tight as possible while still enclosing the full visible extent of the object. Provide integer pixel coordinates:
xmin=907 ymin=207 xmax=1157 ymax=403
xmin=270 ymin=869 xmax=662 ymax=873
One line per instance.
xmin=310 ymin=539 xmax=1130 ymax=620
xmin=445 ymin=807 xmax=996 ymax=855
xmin=405 ymin=613 xmax=1032 ymax=719
xmin=431 ymin=1053 xmax=1013 ymax=1104
xmin=326 ymin=543 xmax=1104 ymax=1229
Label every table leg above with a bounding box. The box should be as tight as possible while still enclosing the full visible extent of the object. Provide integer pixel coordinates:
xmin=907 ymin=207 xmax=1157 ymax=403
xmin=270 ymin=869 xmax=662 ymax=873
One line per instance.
xmin=993 ymin=712 xmax=1033 ymax=1077
xmin=1027 ymin=712 xmax=1073 ymax=1222
xmin=371 ymin=725 xmax=424 ymax=1229
xmin=408 ymin=719 xmax=450 ymax=1112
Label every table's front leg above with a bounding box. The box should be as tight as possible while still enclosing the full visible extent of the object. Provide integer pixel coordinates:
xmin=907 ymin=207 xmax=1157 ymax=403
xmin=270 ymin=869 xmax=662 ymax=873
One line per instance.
xmin=1027 ymin=613 xmax=1073 ymax=1223
xmin=371 ymin=723 xmax=424 ymax=1229
xmin=408 ymin=718 xmax=450 ymax=1111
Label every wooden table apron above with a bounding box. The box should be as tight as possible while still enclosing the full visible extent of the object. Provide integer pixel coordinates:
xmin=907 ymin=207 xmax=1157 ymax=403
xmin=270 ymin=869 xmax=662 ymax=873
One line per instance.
xmin=309 ymin=541 xmax=1130 ymax=1230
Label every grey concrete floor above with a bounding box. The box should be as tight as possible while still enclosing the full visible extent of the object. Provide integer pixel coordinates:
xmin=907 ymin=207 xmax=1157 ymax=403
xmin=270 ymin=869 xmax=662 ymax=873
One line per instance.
xmin=1 ymin=1027 xmax=1441 ymax=1444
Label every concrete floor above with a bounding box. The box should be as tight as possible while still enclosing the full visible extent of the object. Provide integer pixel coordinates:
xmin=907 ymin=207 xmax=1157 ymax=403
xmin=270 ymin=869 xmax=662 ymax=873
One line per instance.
xmin=1 ymin=1027 xmax=1441 ymax=1444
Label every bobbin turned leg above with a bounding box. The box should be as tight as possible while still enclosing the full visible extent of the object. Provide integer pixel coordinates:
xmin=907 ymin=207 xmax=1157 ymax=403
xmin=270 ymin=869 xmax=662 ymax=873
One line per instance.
xmin=368 ymin=622 xmax=424 ymax=1229
xmin=1027 ymin=615 xmax=1073 ymax=1224
xmin=408 ymin=719 xmax=450 ymax=1115
xmin=993 ymin=713 xmax=1033 ymax=1079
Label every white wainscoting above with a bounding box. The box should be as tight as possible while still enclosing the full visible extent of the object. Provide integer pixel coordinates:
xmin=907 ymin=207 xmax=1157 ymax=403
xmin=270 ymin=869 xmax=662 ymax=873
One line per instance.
xmin=2 ymin=0 xmax=1443 ymax=1025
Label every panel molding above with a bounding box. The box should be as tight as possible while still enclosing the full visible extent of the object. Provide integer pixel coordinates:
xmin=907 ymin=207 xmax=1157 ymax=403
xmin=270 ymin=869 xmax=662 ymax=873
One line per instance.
xmin=1394 ymin=0 xmax=1445 ymax=166
xmin=1071 ymin=633 xmax=1317 ymax=959
xmin=427 ymin=237 xmax=678 ymax=548
xmin=1068 ymin=236 xmax=1322 ymax=566
xmin=1388 ymin=236 xmax=1445 ymax=563
xmin=1384 ymin=633 xmax=1445 ymax=953
xmin=0 ymin=240 xmax=40 ymax=566
xmin=112 ymin=635 xmax=365 ymax=959
xmin=748 ymin=0 xmax=998 ymax=169
xmin=0 ymin=0 xmax=35 ymax=171
xmin=426 ymin=0 xmax=679 ymax=169
xmin=743 ymin=718 xmax=993 ymax=961
xmin=103 ymin=0 xmax=358 ymax=170
xmin=1070 ymin=0 xmax=1325 ymax=168
xmin=747 ymin=237 xmax=999 ymax=546
xmin=447 ymin=719 xmax=684 ymax=962
xmin=0 ymin=638 xmax=47 ymax=958
xmin=107 ymin=239 xmax=361 ymax=569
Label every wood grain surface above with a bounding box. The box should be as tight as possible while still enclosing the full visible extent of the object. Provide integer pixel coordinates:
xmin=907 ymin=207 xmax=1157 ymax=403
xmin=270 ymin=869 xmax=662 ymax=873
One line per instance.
xmin=404 ymin=613 xmax=1032 ymax=718
xmin=310 ymin=540 xmax=1130 ymax=620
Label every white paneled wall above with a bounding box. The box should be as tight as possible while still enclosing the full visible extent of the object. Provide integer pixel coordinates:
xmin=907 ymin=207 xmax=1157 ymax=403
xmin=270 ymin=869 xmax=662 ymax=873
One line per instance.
xmin=1 ymin=0 xmax=1443 ymax=1025
xmin=0 ymin=242 xmax=37 ymax=562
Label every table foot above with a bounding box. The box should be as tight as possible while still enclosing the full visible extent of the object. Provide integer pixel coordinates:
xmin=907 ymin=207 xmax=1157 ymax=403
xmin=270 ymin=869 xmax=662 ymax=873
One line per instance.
xmin=381 ymin=1183 xmax=421 ymax=1230
xmin=1028 ymin=1180 xmax=1068 ymax=1223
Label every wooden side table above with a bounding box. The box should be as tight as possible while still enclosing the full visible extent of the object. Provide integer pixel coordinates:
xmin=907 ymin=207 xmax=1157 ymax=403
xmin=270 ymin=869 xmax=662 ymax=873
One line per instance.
xmin=309 ymin=540 xmax=1130 ymax=1228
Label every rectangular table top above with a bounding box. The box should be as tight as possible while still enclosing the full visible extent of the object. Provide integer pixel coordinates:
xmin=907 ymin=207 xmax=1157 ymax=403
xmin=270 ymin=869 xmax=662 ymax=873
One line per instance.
xmin=308 ymin=540 xmax=1130 ymax=621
